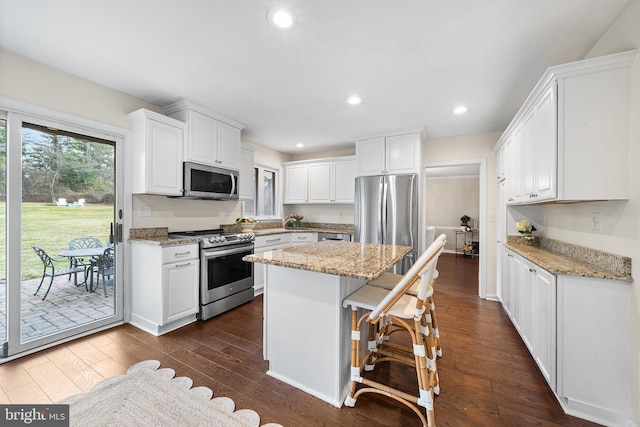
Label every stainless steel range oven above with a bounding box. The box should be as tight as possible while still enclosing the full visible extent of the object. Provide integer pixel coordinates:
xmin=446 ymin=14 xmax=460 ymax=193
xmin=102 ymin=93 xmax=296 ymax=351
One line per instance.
xmin=169 ymin=229 xmax=254 ymax=320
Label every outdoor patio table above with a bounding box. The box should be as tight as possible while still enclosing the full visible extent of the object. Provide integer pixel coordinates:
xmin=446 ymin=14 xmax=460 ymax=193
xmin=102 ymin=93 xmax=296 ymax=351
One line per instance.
xmin=59 ymin=246 xmax=112 ymax=292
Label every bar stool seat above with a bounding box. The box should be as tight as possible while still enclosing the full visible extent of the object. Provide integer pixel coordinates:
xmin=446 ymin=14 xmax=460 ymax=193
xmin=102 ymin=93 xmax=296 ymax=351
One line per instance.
xmin=368 ymin=269 xmax=442 ymax=357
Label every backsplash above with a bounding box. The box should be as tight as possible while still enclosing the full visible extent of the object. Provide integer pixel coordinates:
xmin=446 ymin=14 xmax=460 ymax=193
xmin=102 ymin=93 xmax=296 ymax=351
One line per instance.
xmin=507 ymin=235 xmax=631 ymax=277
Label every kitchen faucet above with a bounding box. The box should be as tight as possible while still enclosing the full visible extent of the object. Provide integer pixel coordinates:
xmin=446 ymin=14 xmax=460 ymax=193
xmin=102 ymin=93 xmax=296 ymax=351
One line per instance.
xmin=283 ymin=217 xmax=296 ymax=228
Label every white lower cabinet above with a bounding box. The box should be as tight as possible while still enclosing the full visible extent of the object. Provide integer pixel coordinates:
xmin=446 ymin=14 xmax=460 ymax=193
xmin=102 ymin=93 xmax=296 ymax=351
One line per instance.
xmin=253 ymin=234 xmax=291 ymax=295
xmin=501 ymin=247 xmax=630 ymax=425
xmin=557 ymin=275 xmax=629 ymax=426
xmin=130 ymin=243 xmax=200 ymax=336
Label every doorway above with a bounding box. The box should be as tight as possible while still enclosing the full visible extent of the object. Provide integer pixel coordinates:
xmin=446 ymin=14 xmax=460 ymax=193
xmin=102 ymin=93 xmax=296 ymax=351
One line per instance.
xmin=1 ymin=109 xmax=124 ymax=359
xmin=424 ymin=160 xmax=486 ymax=298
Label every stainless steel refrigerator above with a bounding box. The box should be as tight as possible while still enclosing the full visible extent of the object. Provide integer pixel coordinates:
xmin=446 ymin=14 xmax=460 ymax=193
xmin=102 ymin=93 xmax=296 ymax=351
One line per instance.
xmin=354 ymin=174 xmax=418 ymax=274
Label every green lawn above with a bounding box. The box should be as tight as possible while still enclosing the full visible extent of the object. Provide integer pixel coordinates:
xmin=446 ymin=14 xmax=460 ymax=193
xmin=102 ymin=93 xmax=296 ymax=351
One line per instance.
xmin=0 ymin=202 xmax=113 ymax=279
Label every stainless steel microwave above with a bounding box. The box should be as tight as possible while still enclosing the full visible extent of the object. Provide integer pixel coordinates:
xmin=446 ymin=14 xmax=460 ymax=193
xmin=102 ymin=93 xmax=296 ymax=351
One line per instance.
xmin=182 ymin=162 xmax=239 ymax=200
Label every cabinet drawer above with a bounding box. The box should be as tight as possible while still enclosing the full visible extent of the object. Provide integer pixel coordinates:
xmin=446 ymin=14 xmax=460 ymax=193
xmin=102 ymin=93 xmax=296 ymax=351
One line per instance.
xmin=255 ymin=233 xmax=291 ymax=248
xmin=291 ymin=232 xmax=317 ymax=244
xmin=162 ymin=244 xmax=199 ymax=264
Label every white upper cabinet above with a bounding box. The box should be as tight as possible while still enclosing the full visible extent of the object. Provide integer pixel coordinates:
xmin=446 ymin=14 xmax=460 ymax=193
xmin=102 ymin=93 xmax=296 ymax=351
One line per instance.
xmin=284 ymin=163 xmax=309 ymax=204
xmin=164 ymin=100 xmax=245 ymax=170
xmin=239 ymin=144 xmax=255 ymax=200
xmin=495 ymin=50 xmax=636 ymax=204
xmin=332 ymin=159 xmax=357 ymax=203
xmin=356 ymin=132 xmax=422 ymax=176
xmin=284 ymin=156 xmax=356 ymax=204
xmin=127 ymin=108 xmax=185 ymax=196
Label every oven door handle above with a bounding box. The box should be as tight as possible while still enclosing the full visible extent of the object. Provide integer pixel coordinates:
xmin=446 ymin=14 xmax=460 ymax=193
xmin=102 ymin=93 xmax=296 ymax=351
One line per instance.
xmin=203 ymin=245 xmax=253 ymax=258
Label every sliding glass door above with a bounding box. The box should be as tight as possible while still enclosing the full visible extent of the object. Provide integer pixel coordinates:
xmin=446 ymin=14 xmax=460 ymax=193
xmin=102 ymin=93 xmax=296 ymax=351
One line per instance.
xmin=1 ymin=110 xmax=124 ymax=358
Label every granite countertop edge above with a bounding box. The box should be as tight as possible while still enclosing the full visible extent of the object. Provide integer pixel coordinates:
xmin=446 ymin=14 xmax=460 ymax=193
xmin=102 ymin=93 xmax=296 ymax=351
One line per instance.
xmin=244 ymin=242 xmax=411 ymax=280
xmin=504 ymin=242 xmax=632 ymax=282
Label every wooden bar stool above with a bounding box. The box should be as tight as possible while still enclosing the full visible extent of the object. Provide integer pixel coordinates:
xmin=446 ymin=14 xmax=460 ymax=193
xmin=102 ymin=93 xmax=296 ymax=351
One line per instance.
xmin=369 ymin=269 xmax=442 ymax=357
xmin=342 ymin=235 xmax=446 ymax=427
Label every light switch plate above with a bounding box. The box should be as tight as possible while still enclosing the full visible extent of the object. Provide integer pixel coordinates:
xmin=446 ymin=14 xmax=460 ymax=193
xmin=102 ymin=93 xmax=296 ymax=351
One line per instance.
xmin=139 ymin=205 xmax=152 ymax=217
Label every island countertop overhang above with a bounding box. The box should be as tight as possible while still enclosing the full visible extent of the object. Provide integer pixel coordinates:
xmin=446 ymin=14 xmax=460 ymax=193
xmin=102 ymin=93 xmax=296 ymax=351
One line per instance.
xmin=243 ymin=241 xmax=412 ymax=280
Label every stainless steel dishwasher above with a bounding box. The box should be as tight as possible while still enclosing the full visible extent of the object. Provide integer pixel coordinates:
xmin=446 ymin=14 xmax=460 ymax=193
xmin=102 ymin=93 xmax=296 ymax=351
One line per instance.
xmin=318 ymin=232 xmax=352 ymax=242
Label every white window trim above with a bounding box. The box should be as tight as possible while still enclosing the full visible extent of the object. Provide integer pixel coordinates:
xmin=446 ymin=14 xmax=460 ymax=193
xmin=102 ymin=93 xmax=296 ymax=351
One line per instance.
xmin=247 ymin=162 xmax=282 ymax=221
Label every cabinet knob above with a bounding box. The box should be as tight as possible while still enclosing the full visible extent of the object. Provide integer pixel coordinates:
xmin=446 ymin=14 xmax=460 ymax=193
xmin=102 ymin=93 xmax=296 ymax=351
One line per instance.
xmin=529 ymin=268 xmax=536 ymax=273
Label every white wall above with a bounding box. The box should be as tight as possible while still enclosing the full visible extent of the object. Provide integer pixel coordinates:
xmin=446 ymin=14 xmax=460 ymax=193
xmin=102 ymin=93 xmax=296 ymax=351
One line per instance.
xmin=422 ymin=131 xmax=500 ymax=295
xmin=551 ymin=1 xmax=640 ymax=423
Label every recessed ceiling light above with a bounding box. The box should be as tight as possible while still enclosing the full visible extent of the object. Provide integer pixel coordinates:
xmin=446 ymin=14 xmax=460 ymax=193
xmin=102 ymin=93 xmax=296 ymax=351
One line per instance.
xmin=296 ymin=143 xmax=304 ymax=148
xmin=347 ymin=96 xmax=362 ymax=105
xmin=453 ymin=105 xmax=468 ymax=114
xmin=267 ymin=7 xmax=297 ymax=30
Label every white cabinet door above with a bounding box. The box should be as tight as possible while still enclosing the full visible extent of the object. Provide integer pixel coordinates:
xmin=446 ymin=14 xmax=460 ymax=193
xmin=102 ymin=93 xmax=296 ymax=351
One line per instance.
xmin=239 ymin=146 xmax=255 ymax=200
xmin=533 ymin=267 xmax=556 ymax=390
xmin=163 ymin=259 xmax=199 ymax=324
xmin=505 ymin=126 xmax=524 ymax=204
xmin=356 ymin=137 xmax=386 ymax=176
xmin=520 ymin=258 xmax=536 ymax=353
xmin=532 ymin=85 xmax=557 ymax=202
xmin=507 ymin=250 xmax=522 ymax=331
xmin=284 ymin=164 xmax=309 ymax=203
xmin=501 ymin=249 xmax=513 ymax=317
xmin=217 ymin=121 xmax=241 ymax=170
xmin=333 ymin=159 xmax=356 ymax=203
xmin=385 ymin=133 xmax=419 ymax=174
xmin=521 ymin=112 xmax=535 ymax=200
xmin=128 ymin=109 xmax=185 ymax=196
xmin=307 ymin=162 xmax=332 ymax=203
xmin=188 ymin=109 xmax=218 ymax=165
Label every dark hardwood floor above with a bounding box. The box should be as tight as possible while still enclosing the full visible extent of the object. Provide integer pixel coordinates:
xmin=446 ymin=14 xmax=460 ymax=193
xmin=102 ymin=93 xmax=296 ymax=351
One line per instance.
xmin=0 ymin=252 xmax=598 ymax=426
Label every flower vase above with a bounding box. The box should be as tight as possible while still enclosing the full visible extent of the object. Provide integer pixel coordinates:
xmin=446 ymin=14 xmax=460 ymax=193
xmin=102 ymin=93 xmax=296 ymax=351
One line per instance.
xmin=292 ymin=221 xmax=300 ymax=228
xmin=522 ymin=235 xmax=538 ymax=246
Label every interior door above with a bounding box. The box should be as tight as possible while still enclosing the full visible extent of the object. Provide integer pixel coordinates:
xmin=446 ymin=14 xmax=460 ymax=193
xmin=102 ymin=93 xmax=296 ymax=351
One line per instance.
xmin=1 ymin=110 xmax=124 ymax=358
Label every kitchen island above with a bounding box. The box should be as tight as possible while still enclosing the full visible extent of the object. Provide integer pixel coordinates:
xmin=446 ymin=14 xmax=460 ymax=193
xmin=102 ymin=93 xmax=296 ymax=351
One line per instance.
xmin=243 ymin=240 xmax=411 ymax=407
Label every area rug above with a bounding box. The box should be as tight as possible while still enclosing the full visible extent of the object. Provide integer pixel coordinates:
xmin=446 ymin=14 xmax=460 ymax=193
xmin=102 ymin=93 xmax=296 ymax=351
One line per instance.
xmin=59 ymin=360 xmax=283 ymax=427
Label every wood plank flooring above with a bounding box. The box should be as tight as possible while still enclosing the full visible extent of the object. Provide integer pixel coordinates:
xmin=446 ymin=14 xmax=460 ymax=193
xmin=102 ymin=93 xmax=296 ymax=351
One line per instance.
xmin=0 ymin=253 xmax=597 ymax=426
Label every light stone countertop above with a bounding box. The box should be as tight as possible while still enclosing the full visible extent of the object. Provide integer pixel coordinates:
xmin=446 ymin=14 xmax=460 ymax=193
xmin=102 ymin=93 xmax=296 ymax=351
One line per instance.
xmin=252 ymin=227 xmax=350 ymax=236
xmin=505 ymin=241 xmax=632 ymax=282
xmin=243 ymin=240 xmax=412 ymax=280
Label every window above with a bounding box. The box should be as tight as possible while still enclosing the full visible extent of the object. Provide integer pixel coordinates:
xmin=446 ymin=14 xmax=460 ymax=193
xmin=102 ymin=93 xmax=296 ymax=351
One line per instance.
xmin=245 ymin=165 xmax=279 ymax=219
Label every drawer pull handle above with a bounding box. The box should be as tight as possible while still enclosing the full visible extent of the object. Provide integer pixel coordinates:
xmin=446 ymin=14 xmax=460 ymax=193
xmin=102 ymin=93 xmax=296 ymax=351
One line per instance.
xmin=174 ymin=251 xmax=191 ymax=257
xmin=266 ymin=238 xmax=281 ymax=243
xmin=175 ymin=262 xmax=191 ymax=268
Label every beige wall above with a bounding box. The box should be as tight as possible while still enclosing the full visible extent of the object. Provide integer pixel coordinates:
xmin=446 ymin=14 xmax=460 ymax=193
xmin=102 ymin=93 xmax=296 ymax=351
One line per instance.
xmin=425 ymin=177 xmax=480 ymax=252
xmin=555 ymin=1 xmax=640 ymax=423
xmin=0 ymin=48 xmax=162 ymax=127
xmin=423 ymin=131 xmax=501 ymax=296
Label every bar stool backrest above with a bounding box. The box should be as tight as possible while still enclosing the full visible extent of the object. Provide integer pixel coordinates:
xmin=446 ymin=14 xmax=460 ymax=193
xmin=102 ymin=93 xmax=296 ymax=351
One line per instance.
xmin=368 ymin=234 xmax=446 ymax=323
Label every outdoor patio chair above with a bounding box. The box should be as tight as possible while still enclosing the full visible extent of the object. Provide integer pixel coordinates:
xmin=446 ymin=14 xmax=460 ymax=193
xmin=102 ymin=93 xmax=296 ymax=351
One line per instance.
xmin=93 ymin=246 xmax=114 ymax=297
xmin=74 ymin=198 xmax=86 ymax=207
xmin=56 ymin=198 xmax=67 ymax=207
xmin=68 ymin=237 xmax=102 ymax=286
xmin=32 ymin=246 xmax=86 ymax=300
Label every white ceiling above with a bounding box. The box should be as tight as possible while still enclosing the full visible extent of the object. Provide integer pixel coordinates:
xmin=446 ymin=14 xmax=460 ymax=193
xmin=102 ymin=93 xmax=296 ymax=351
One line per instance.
xmin=0 ymin=0 xmax=632 ymax=154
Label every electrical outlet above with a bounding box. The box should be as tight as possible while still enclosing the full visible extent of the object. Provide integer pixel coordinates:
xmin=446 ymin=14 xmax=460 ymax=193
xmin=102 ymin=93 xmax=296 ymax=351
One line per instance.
xmin=591 ymin=212 xmax=602 ymax=231
xmin=225 ymin=208 xmax=231 ymax=216
xmin=139 ymin=205 xmax=152 ymax=217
